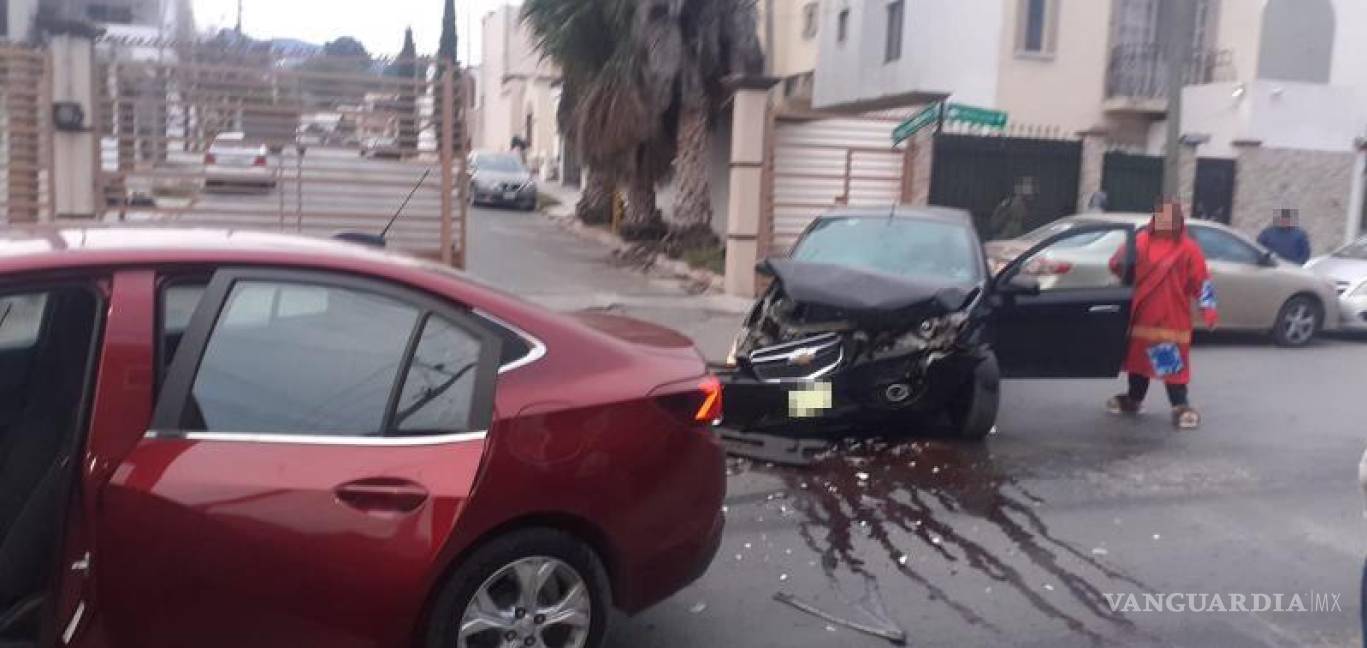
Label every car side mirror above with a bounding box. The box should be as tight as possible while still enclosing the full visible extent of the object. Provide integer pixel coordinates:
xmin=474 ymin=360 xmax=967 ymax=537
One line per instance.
xmin=755 ymin=258 xmax=776 ymax=277
xmin=998 ymin=274 xmax=1041 ymax=296
xmin=1259 ymin=250 xmax=1278 ymax=267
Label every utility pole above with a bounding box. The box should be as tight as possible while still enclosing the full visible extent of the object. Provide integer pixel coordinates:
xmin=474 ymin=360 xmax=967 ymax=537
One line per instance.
xmin=1162 ymin=0 xmax=1197 ymax=198
xmin=235 ymin=0 xmax=243 ymax=35
xmin=763 ymin=0 xmax=775 ymax=76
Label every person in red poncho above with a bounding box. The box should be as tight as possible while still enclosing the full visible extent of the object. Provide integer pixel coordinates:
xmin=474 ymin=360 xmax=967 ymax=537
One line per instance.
xmin=1106 ymin=201 xmax=1218 ymax=429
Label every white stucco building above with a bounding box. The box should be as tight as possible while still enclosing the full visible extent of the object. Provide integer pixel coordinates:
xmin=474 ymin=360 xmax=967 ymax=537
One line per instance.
xmin=1182 ymin=0 xmax=1367 ymax=157
xmin=475 ymin=4 xmax=560 ymax=173
xmin=814 ymin=0 xmax=1229 ymax=147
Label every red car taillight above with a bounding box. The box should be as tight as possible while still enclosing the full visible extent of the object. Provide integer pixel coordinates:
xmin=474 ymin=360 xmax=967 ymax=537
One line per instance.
xmin=694 ymin=376 xmax=723 ymax=423
xmin=655 ymin=375 xmax=724 ymax=426
xmin=204 ymin=152 xmax=216 ymax=164
xmin=253 ymin=155 xmax=267 ymax=167
xmin=1022 ymin=257 xmax=1073 ymax=276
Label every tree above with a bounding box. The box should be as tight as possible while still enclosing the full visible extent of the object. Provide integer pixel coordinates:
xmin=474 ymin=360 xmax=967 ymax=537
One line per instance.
xmin=388 ymin=28 xmax=420 ymax=154
xmin=522 ymin=0 xmax=672 ymax=236
xmin=322 ymin=36 xmax=370 ymax=59
xmin=300 ymin=36 xmax=375 ymax=105
xmin=434 ymin=0 xmax=461 ymax=151
xmin=437 ymin=0 xmax=458 ymax=66
xmin=523 ymin=0 xmax=763 ymax=244
xmin=665 ymin=0 xmax=764 ymax=247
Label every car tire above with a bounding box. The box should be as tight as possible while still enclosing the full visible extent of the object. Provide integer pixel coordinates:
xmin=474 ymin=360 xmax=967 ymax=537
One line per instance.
xmin=425 ymin=528 xmax=612 ymax=648
xmin=946 ymin=352 xmax=1000 ymax=441
xmin=1271 ymin=295 xmax=1322 ymax=347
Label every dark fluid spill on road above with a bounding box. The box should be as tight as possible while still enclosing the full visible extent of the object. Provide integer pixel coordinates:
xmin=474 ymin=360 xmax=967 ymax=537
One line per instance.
xmin=733 ymin=439 xmax=1153 ymax=644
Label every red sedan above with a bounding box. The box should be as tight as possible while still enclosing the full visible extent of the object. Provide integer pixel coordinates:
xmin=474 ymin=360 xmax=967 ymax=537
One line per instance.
xmin=0 ymin=228 xmax=725 ymax=648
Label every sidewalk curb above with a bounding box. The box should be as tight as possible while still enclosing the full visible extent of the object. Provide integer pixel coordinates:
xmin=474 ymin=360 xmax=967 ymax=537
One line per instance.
xmin=541 ymin=206 xmax=727 ymax=294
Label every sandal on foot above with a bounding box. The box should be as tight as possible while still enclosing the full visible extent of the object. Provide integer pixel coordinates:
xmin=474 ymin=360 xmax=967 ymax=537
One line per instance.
xmin=1172 ymin=406 xmax=1201 ymax=430
xmin=1106 ymin=394 xmax=1141 ymax=415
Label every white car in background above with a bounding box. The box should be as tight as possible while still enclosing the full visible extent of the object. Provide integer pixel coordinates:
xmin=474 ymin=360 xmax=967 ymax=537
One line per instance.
xmin=1306 ymin=236 xmax=1367 ymax=332
xmin=987 ymin=214 xmax=1341 ymax=346
xmin=204 ymin=132 xmax=276 ymax=192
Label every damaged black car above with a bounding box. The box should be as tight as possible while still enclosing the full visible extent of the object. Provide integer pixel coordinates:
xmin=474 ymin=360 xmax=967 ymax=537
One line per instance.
xmin=720 ymin=206 xmax=1140 ymax=442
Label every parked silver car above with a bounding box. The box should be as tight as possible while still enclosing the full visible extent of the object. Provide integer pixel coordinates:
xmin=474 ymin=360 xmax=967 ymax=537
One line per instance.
xmin=204 ymin=132 xmax=276 ymax=192
xmin=986 ymin=214 xmax=1341 ymax=346
xmin=469 ymin=151 xmax=537 ymax=210
xmin=1306 ymin=236 xmax=1367 ymax=332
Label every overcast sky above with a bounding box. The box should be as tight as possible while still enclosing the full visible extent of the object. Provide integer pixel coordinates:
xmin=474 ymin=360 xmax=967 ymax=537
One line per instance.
xmin=192 ymin=0 xmax=517 ymax=62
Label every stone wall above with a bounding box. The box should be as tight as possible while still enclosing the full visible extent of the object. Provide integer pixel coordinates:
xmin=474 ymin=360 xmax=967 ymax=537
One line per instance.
xmin=1231 ymin=144 xmax=1355 ymax=254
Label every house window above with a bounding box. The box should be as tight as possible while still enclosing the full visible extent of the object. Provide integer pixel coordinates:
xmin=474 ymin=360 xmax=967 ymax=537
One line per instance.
xmin=802 ymin=2 xmax=818 ymax=39
xmin=837 ymin=9 xmax=850 ymax=43
xmin=87 ymin=3 xmax=135 ymax=24
xmin=1017 ymin=0 xmax=1058 ymax=56
xmin=885 ymin=0 xmax=904 ymax=62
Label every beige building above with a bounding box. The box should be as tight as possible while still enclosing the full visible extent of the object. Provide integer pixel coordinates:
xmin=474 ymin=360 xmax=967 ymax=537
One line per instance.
xmin=814 ymin=0 xmax=1232 ymax=148
xmin=759 ymin=0 xmax=821 ymax=108
xmin=476 ymin=4 xmax=560 ymax=173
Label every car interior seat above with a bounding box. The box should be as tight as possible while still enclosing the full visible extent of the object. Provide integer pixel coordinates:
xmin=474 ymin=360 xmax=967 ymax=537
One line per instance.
xmin=0 ymin=290 xmax=97 ymax=644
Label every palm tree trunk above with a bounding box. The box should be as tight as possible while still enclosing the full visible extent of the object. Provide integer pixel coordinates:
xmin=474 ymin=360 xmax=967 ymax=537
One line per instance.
xmin=669 ymin=97 xmax=717 ymax=247
xmin=621 ymin=170 xmax=665 ymax=241
xmin=576 ymin=169 xmax=613 ymax=225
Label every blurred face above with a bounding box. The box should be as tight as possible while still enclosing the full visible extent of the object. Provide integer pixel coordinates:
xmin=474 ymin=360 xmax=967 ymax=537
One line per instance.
xmin=1154 ymin=204 xmax=1178 ymax=233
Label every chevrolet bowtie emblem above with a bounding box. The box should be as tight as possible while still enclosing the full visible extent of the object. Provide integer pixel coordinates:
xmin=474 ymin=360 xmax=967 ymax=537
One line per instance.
xmin=789 ymin=348 xmax=819 ymax=366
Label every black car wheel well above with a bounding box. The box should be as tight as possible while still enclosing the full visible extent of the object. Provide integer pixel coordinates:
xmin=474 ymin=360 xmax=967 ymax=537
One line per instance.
xmin=416 ymin=512 xmax=620 ymax=636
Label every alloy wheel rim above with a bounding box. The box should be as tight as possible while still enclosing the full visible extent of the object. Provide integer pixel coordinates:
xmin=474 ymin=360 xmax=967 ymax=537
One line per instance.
xmin=1283 ymin=304 xmax=1316 ymax=343
xmin=458 ymin=557 xmax=591 ymax=648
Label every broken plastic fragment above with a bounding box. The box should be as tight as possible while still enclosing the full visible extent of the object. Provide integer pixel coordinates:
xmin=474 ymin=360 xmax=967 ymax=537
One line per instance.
xmin=1091 ymin=547 xmax=1109 ymax=556
xmin=779 ymin=573 xmax=789 ymax=582
xmin=689 ymin=602 xmax=707 ymax=614
xmin=1043 ymin=584 xmax=1055 ymax=591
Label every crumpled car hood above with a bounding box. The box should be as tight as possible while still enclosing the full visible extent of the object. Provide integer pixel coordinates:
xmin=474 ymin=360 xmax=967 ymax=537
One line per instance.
xmin=765 ymin=259 xmax=971 ymax=320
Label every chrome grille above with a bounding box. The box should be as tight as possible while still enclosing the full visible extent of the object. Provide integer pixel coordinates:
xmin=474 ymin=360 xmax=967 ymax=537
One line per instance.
xmin=748 ymin=333 xmax=843 ymax=383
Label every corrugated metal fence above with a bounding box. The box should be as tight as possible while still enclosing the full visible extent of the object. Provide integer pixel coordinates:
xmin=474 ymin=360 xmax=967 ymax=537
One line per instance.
xmin=767 ymin=114 xmax=906 ymax=252
xmin=0 ymin=45 xmax=51 ymax=223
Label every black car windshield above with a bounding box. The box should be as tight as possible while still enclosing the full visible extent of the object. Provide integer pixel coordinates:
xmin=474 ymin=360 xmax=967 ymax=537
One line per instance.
xmin=1334 ymin=238 xmax=1367 ymax=260
xmin=474 ymin=154 xmax=526 ymax=173
xmin=792 ymin=216 xmax=982 ymax=283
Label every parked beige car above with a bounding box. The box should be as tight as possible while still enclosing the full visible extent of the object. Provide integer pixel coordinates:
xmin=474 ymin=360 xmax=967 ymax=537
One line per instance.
xmin=985 ymin=214 xmax=1341 ymax=346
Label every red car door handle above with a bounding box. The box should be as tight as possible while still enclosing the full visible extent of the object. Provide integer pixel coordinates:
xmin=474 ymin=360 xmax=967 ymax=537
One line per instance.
xmin=334 ymin=478 xmax=430 ymax=514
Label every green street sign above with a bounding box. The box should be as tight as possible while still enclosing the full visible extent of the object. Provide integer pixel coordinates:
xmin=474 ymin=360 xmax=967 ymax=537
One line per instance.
xmin=892 ymin=102 xmax=1008 ymax=145
xmin=945 ymin=103 xmax=1008 ymax=129
xmin=892 ymin=103 xmax=942 ymax=144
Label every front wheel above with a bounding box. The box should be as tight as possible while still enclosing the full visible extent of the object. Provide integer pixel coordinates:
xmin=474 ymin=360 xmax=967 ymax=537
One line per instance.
xmin=946 ymin=352 xmax=1001 ymax=441
xmin=1272 ymin=295 xmax=1322 ymax=347
xmin=426 ymin=528 xmax=611 ymax=648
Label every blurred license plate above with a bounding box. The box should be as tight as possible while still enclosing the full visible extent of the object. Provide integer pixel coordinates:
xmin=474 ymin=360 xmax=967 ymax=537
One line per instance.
xmin=787 ymin=382 xmax=833 ymax=419
xmin=502 ymin=191 xmax=517 ymax=201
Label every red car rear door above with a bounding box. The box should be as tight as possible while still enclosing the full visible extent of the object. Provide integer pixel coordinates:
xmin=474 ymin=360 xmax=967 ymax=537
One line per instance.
xmin=91 ymin=267 xmax=501 ymax=648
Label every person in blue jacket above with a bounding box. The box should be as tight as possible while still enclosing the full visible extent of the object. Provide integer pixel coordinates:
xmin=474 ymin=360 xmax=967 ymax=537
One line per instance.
xmin=1257 ymin=209 xmax=1312 ymax=265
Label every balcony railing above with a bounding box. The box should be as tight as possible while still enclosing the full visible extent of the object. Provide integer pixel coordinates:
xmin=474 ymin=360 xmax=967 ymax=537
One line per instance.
xmin=1105 ymin=43 xmax=1233 ymax=102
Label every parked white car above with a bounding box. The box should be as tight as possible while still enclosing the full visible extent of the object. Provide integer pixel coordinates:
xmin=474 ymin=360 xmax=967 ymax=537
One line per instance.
xmin=204 ymin=132 xmax=276 ymax=192
xmin=1306 ymin=236 xmax=1367 ymax=332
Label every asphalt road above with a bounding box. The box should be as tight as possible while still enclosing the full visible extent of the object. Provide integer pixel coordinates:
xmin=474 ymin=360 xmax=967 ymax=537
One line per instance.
xmin=467 ymin=204 xmax=1367 ymax=648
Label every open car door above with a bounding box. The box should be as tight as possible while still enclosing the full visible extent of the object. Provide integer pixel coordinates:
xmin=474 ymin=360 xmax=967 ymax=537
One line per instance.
xmin=989 ymin=223 xmax=1137 ymax=378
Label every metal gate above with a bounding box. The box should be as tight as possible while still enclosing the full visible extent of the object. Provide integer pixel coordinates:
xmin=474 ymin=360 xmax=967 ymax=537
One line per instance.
xmin=768 ymin=114 xmax=906 ymax=251
xmin=0 ymin=45 xmax=51 ymax=223
xmin=1101 ymin=151 xmax=1163 ymax=213
xmin=94 ymin=36 xmax=468 ymax=264
xmin=929 ymin=134 xmax=1082 ymax=238
xmin=1193 ymin=157 xmax=1235 ymax=223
